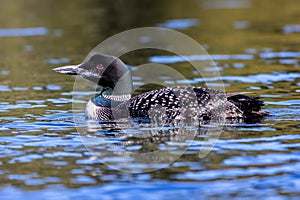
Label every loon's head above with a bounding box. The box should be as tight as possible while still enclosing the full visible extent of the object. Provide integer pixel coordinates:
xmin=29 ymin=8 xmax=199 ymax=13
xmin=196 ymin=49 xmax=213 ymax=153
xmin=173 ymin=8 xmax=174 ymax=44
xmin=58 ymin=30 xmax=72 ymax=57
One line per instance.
xmin=53 ymin=53 xmax=132 ymax=95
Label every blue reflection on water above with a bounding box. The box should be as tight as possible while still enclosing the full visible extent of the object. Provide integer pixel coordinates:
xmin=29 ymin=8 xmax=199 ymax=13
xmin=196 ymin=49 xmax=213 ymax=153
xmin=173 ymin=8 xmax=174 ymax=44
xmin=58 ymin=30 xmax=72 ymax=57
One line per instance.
xmin=283 ymin=24 xmax=300 ymax=34
xmin=223 ymin=152 xmax=300 ymax=166
xmin=2 ymin=177 xmax=299 ymax=200
xmin=0 ymin=27 xmax=48 ymax=37
xmin=149 ymin=54 xmax=254 ymax=63
xmin=203 ymin=0 xmax=251 ymax=9
xmin=44 ymin=58 xmax=70 ymax=64
xmin=156 ymin=19 xmax=199 ymax=30
xmin=173 ymin=72 xmax=300 ymax=84
xmin=260 ymin=51 xmax=300 ymax=59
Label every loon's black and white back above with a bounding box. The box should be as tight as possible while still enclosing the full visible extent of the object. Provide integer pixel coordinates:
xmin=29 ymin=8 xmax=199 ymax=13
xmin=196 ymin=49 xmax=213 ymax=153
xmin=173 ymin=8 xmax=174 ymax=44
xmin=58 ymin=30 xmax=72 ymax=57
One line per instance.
xmin=53 ymin=53 xmax=269 ymax=122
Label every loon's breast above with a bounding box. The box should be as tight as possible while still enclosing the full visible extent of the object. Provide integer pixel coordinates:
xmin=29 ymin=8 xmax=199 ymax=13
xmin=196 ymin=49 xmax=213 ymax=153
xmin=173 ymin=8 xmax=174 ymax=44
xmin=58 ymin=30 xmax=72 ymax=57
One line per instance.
xmin=85 ymin=99 xmax=113 ymax=120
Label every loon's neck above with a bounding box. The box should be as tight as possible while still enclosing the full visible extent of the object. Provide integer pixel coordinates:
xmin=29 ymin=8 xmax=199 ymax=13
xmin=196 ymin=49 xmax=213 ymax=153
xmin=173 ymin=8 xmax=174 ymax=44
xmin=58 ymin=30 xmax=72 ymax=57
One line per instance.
xmin=101 ymin=87 xmax=131 ymax=101
xmin=92 ymin=87 xmax=131 ymax=107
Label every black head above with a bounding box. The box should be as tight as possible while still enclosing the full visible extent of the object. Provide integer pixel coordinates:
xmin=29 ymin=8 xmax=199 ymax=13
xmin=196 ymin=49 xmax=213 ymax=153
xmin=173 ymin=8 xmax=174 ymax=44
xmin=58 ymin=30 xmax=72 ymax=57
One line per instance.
xmin=53 ymin=53 xmax=132 ymax=95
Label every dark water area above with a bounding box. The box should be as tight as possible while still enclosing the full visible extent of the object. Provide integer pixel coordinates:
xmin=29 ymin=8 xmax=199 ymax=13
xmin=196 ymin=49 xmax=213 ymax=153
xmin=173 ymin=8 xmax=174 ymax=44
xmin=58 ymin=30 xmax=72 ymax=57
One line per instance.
xmin=1 ymin=0 xmax=300 ymax=199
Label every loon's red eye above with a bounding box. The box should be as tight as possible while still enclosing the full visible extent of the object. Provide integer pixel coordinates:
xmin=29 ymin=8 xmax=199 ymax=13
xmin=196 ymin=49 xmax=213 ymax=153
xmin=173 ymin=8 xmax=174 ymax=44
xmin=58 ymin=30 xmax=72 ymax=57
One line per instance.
xmin=96 ymin=64 xmax=103 ymax=69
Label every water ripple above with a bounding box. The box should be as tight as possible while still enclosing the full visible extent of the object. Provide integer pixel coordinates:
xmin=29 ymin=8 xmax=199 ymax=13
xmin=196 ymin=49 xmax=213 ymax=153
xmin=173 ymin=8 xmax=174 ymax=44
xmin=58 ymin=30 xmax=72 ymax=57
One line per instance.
xmin=191 ymin=72 xmax=300 ymax=84
xmin=223 ymin=152 xmax=300 ymax=166
xmin=0 ymin=27 xmax=48 ymax=37
xmin=175 ymin=162 xmax=300 ymax=180
xmin=149 ymin=54 xmax=254 ymax=63
xmin=283 ymin=24 xmax=300 ymax=34
xmin=156 ymin=19 xmax=199 ymax=30
xmin=260 ymin=51 xmax=300 ymax=59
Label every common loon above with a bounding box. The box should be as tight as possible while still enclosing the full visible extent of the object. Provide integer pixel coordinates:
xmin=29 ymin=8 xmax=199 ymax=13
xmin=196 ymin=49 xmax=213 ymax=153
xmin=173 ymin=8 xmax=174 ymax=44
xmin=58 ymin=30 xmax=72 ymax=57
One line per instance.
xmin=53 ymin=53 xmax=269 ymax=122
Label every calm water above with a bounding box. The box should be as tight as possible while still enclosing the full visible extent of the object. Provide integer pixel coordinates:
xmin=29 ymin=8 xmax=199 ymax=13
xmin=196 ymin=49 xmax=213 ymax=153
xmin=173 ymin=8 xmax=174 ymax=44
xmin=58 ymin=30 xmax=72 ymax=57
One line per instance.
xmin=1 ymin=0 xmax=300 ymax=199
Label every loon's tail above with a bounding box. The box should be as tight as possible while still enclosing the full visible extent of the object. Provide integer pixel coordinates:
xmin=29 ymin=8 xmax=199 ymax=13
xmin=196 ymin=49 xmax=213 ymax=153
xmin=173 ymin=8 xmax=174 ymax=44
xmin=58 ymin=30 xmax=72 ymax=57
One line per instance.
xmin=227 ymin=93 xmax=271 ymax=118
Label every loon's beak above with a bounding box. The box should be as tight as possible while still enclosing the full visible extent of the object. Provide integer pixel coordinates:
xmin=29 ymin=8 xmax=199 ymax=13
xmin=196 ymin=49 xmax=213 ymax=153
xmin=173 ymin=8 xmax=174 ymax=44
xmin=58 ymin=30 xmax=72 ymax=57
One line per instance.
xmin=53 ymin=64 xmax=101 ymax=84
xmin=52 ymin=65 xmax=80 ymax=75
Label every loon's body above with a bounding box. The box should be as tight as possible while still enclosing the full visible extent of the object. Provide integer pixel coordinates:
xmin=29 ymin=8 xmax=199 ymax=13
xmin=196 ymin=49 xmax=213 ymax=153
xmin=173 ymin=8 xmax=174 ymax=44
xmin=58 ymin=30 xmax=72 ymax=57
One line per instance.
xmin=53 ymin=53 xmax=269 ymax=122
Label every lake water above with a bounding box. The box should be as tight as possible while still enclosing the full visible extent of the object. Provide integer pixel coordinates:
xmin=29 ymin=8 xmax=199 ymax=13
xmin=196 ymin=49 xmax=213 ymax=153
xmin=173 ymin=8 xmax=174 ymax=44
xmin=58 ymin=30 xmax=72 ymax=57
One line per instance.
xmin=1 ymin=0 xmax=300 ymax=199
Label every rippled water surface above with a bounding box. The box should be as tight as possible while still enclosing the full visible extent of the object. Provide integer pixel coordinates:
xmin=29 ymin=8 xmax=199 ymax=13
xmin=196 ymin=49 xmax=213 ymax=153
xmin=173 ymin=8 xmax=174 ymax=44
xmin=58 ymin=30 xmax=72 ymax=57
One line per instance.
xmin=1 ymin=0 xmax=300 ymax=199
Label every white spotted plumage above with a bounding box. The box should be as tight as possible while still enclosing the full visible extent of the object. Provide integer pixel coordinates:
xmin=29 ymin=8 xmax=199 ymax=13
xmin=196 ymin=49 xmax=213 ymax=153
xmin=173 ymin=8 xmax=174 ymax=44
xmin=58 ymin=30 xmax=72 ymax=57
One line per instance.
xmin=84 ymin=86 xmax=268 ymax=121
